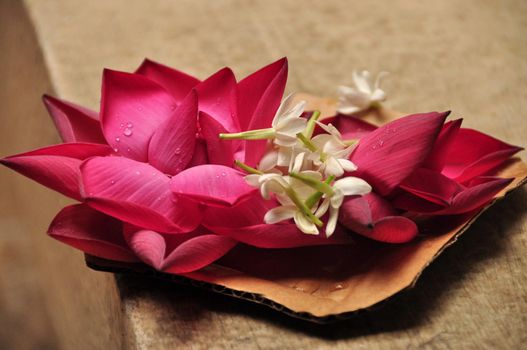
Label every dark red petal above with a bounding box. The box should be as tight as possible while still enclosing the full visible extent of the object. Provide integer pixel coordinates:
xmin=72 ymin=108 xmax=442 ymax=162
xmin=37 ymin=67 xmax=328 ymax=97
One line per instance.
xmin=355 ymin=216 xmax=418 ymax=243
xmin=43 ymin=95 xmax=106 ymax=144
xmin=48 ymin=204 xmax=137 ymax=262
xmin=399 ymin=168 xmax=464 ymax=206
xmin=441 ymin=128 xmax=523 ymax=182
xmin=421 ymin=119 xmax=462 ymax=172
xmin=135 ymin=58 xmax=200 ymax=102
xmin=351 ymin=111 xmax=449 ymax=196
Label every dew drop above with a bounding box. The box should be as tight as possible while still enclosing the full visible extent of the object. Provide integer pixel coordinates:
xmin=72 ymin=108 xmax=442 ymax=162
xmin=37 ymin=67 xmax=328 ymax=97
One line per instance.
xmin=330 ymin=283 xmax=346 ymax=292
xmin=115 ymin=137 xmax=120 ymax=142
xmin=110 ymin=180 xmax=115 ymax=185
xmin=126 ymin=122 xmax=133 ymax=128
xmin=126 ymin=148 xmax=131 ymax=152
xmin=113 ymin=148 xmax=118 ymax=152
xmin=175 ymin=147 xmax=181 ymax=155
xmin=135 ymin=171 xmax=141 ymax=175
xmin=120 ymin=123 xmax=124 ymax=128
xmin=215 ymin=175 xmax=220 ymax=179
xmin=123 ymin=128 xmax=133 ymax=136
xmin=221 ymin=172 xmax=226 ymax=177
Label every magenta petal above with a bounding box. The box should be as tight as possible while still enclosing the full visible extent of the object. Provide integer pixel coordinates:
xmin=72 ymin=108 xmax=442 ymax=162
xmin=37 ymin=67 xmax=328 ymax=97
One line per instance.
xmin=435 ymin=177 xmax=513 ymax=215
xmin=356 ymin=216 xmax=418 ymax=243
xmin=195 ymin=68 xmax=239 ymax=132
xmin=199 ymin=112 xmax=238 ymax=166
xmin=237 ymin=57 xmax=288 ymax=131
xmin=100 ymin=69 xmax=178 ymax=161
xmin=148 ymin=90 xmax=198 ymax=175
xmin=170 ymin=165 xmax=255 ymax=206
xmin=48 ymin=204 xmax=137 ymax=262
xmin=207 ymin=223 xmax=353 ymax=248
xmin=135 ymin=58 xmax=200 ymax=102
xmin=43 ymin=95 xmax=106 ymax=144
xmin=81 ymin=156 xmax=201 ymax=233
xmin=1 ymin=143 xmax=112 ymax=200
xmin=187 ymin=138 xmax=209 ymax=167
xmin=421 ymin=119 xmax=462 ymax=172
xmin=351 ymin=111 xmax=449 ymax=196
xmin=163 ymin=234 xmax=237 ymax=273
xmin=126 ymin=229 xmax=166 ymax=269
xmin=243 ymin=59 xmax=289 ymax=167
xmin=399 ymin=168 xmax=464 ymax=206
xmin=441 ymin=128 xmax=523 ymax=182
xmin=320 ymin=114 xmax=377 ymax=140
xmin=339 ymin=193 xmax=396 ymax=228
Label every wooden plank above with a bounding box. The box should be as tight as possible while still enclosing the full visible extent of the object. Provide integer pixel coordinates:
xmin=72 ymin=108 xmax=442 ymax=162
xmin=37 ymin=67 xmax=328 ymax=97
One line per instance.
xmin=1 ymin=0 xmax=525 ymax=348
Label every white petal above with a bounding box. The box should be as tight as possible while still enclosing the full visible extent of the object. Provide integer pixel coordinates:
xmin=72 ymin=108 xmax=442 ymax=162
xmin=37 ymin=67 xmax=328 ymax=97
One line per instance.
xmin=274 ymin=133 xmax=298 ymax=147
xmin=264 ymin=206 xmax=296 ymax=224
xmin=370 ymin=88 xmax=386 ymax=102
xmin=374 ymin=71 xmax=389 ymax=90
xmin=276 ymin=117 xmax=307 ymax=135
xmin=338 ymin=158 xmax=357 ymax=172
xmin=290 ymin=152 xmax=305 ymax=173
xmin=325 ymin=157 xmax=344 ymax=177
xmin=314 ymin=197 xmax=330 ymax=217
xmin=244 ymin=174 xmax=261 ymax=187
xmin=325 ymin=205 xmax=339 ymax=237
xmin=334 ymin=177 xmax=372 ymax=196
xmin=330 ymin=190 xmax=344 ymax=208
xmin=281 ymin=100 xmax=306 ymax=121
xmin=277 ymin=146 xmax=293 ymax=166
xmin=337 ymin=85 xmax=356 ymax=96
xmin=353 ymin=70 xmax=372 ymax=94
xmin=336 ymin=104 xmax=362 ymax=115
xmin=258 ymin=149 xmax=278 ymax=171
xmin=293 ymin=212 xmax=319 ymax=235
xmin=272 ymin=93 xmax=296 ymax=127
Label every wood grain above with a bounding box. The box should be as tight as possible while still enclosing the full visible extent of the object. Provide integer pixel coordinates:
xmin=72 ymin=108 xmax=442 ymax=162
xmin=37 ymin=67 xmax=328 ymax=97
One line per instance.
xmin=1 ymin=0 xmax=526 ymax=349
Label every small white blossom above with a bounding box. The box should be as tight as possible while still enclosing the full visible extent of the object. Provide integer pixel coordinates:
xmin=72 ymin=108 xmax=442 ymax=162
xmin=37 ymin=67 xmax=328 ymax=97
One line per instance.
xmin=272 ymin=93 xmax=307 ymax=147
xmin=337 ymin=70 xmax=388 ymax=115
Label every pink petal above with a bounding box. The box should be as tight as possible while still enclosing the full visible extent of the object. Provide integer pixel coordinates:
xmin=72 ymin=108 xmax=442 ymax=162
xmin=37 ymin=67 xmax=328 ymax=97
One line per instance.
xmin=125 ymin=229 xmax=166 ymax=269
xmin=199 ymin=112 xmax=238 ymax=166
xmin=135 ymin=58 xmax=200 ymax=102
xmin=43 ymin=95 xmax=106 ymax=144
xmin=100 ymin=69 xmax=178 ymax=161
xmin=435 ymin=177 xmax=513 ymax=215
xmin=195 ymin=68 xmax=239 ymax=132
xmin=203 ymin=191 xmax=275 ymax=227
xmin=48 ymin=204 xmax=137 ymax=262
xmin=320 ymin=114 xmax=377 ymax=139
xmin=163 ymin=234 xmax=237 ymax=273
xmin=187 ymin=138 xmax=209 ymax=167
xmin=355 ymin=216 xmax=418 ymax=243
xmin=237 ymin=57 xmax=288 ymax=130
xmin=1 ymin=143 xmax=112 ymax=200
xmin=339 ymin=193 xmax=396 ymax=228
xmin=441 ymin=128 xmax=523 ymax=182
xmin=170 ymin=165 xmax=255 ymax=206
xmin=351 ymin=111 xmax=449 ymax=196
xmin=243 ymin=59 xmax=288 ymax=167
xmin=81 ymin=156 xmax=201 ymax=233
xmin=399 ymin=168 xmax=464 ymax=206
xmin=421 ymin=119 xmax=462 ymax=172
xmin=148 ymin=90 xmax=198 ymax=175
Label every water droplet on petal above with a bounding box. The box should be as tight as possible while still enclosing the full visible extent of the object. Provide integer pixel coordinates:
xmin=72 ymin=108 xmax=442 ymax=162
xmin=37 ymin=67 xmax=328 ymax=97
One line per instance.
xmin=170 ymin=104 xmax=177 ymax=111
xmin=215 ymin=175 xmax=220 ymax=179
xmin=120 ymin=123 xmax=124 ymax=128
xmin=135 ymin=171 xmax=141 ymax=175
xmin=175 ymin=147 xmax=181 ymax=155
xmin=127 ymin=148 xmax=131 ymax=152
xmin=113 ymin=148 xmax=118 ymax=152
xmin=126 ymin=122 xmax=133 ymax=128
xmin=115 ymin=137 xmax=120 ymax=142
xmin=221 ymin=172 xmax=226 ymax=177
xmin=123 ymin=128 xmax=133 ymax=136
xmin=110 ymin=180 xmax=115 ymax=185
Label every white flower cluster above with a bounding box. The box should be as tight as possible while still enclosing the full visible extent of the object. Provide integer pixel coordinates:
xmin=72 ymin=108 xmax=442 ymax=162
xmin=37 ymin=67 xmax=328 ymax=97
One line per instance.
xmin=337 ymin=70 xmax=388 ymax=115
xmin=221 ymin=94 xmax=372 ymax=237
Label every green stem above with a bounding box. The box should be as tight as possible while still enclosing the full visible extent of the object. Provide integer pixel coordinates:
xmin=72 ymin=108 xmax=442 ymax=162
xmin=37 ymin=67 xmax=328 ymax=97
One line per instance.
xmin=296 ymin=133 xmax=317 ymax=152
xmin=284 ymin=186 xmax=323 ymax=227
xmin=305 ymin=176 xmax=335 ymax=208
xmin=304 ymin=110 xmax=321 ymax=138
xmin=220 ymin=128 xmax=275 ymax=140
xmin=289 ymin=172 xmax=335 ymax=196
xmin=234 ymin=160 xmax=263 ymax=175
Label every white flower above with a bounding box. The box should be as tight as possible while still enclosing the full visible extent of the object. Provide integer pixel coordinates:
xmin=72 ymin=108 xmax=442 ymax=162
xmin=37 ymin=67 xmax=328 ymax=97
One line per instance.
xmin=337 ymin=70 xmax=388 ymax=115
xmin=272 ymin=93 xmax=308 ymax=147
xmin=309 ymin=122 xmax=358 ymax=177
xmin=318 ymin=177 xmax=372 ymax=237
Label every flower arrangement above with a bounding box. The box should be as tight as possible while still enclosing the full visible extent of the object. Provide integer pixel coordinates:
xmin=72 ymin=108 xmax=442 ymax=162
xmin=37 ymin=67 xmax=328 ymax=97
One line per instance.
xmin=2 ymin=58 xmax=525 ymax=320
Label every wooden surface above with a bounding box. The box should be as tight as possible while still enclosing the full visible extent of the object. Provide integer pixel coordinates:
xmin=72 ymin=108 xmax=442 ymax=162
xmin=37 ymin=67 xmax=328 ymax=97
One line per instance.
xmin=0 ymin=0 xmax=526 ymax=349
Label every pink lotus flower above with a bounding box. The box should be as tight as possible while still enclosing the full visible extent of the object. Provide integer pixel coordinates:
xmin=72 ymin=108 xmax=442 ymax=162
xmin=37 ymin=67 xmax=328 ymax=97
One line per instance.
xmin=327 ymin=112 xmax=522 ymax=243
xmin=1 ymin=59 xmax=292 ymax=272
